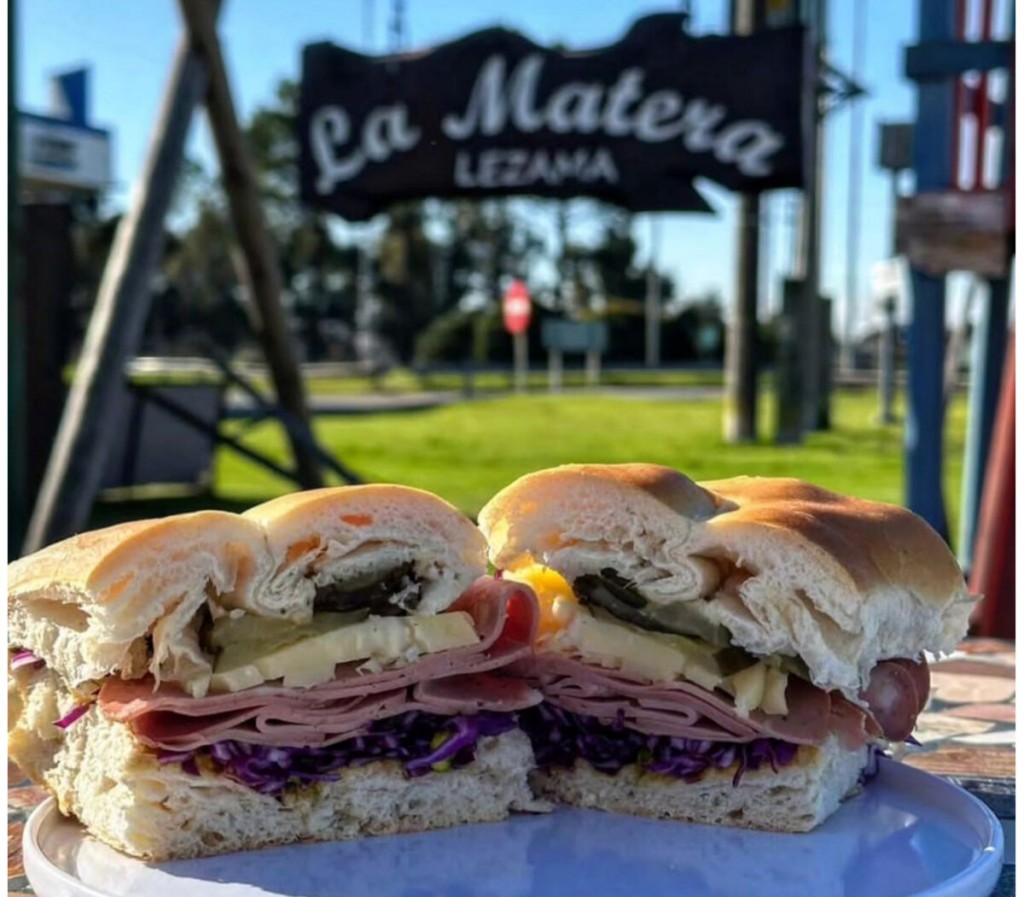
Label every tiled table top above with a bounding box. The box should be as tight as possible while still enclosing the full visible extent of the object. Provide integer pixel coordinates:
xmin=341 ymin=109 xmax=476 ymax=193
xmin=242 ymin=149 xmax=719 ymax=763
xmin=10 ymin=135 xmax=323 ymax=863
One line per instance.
xmin=8 ymin=638 xmax=1015 ymax=896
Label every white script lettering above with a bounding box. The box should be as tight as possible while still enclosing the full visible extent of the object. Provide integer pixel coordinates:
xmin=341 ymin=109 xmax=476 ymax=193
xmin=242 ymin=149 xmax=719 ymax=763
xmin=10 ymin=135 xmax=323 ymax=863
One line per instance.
xmin=454 ymin=147 xmax=620 ymax=189
xmin=312 ymin=53 xmax=787 ymax=193
xmin=311 ymin=103 xmax=421 ymax=191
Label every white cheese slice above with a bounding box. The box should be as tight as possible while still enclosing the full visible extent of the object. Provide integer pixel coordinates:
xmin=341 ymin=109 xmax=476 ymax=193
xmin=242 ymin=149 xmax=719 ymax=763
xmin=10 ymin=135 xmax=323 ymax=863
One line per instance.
xmin=209 ymin=612 xmax=478 ymax=693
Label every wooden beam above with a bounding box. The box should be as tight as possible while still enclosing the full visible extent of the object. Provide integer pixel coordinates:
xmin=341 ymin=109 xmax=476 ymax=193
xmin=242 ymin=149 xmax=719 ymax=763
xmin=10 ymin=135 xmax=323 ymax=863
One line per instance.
xmin=178 ymin=0 xmax=323 ymax=490
xmin=202 ymin=344 xmax=362 ymax=484
xmin=904 ymin=0 xmax=957 ymax=540
xmin=138 ymin=386 xmax=300 ymax=484
xmin=24 ymin=29 xmax=215 ymax=553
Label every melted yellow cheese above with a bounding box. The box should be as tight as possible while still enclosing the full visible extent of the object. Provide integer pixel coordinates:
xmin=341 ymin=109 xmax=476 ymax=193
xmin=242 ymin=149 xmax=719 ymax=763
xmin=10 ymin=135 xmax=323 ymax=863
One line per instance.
xmin=504 ymin=564 xmax=579 ymax=637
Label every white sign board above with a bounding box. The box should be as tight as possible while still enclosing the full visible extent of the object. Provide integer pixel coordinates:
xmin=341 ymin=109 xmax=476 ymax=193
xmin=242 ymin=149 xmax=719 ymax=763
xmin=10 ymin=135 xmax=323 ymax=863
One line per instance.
xmin=870 ymin=258 xmax=906 ymax=301
xmin=19 ymin=114 xmax=111 ymax=193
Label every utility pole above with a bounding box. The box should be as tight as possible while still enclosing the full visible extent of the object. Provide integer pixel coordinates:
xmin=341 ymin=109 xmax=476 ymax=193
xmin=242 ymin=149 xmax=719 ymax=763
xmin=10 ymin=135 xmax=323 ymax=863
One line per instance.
xmin=840 ymin=0 xmax=866 ymax=373
xmin=884 ymin=170 xmax=902 ymax=436
xmin=875 ymin=125 xmax=911 ymax=426
xmin=723 ymin=0 xmax=765 ymax=444
xmin=644 ymin=215 xmax=662 ymax=368
xmin=797 ymin=0 xmax=828 ymax=433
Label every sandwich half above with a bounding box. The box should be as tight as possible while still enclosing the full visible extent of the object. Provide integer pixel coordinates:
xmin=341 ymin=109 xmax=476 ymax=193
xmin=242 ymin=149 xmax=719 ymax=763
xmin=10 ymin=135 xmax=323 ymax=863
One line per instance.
xmin=479 ymin=463 xmax=975 ymax=832
xmin=8 ymin=485 xmax=543 ymax=860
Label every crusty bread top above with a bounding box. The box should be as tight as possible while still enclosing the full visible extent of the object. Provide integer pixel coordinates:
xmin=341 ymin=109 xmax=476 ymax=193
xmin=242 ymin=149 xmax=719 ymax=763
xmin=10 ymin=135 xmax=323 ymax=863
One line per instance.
xmin=481 ymin=464 xmax=964 ymax=612
xmin=8 ymin=485 xmax=487 ymax=691
xmin=700 ymin=476 xmax=962 ymax=611
xmin=479 ymin=464 xmax=973 ymax=694
xmin=7 ymin=512 xmax=264 ymax=607
xmin=481 ymin=463 xmax=721 ymax=531
xmin=245 ymin=483 xmax=485 ymax=573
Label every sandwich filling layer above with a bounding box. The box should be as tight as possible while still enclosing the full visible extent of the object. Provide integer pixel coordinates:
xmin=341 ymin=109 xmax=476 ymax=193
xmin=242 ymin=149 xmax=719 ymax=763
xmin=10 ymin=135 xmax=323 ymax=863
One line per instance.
xmin=12 ymin=577 xmax=543 ymax=801
xmin=505 ymin=564 xmax=929 ymax=783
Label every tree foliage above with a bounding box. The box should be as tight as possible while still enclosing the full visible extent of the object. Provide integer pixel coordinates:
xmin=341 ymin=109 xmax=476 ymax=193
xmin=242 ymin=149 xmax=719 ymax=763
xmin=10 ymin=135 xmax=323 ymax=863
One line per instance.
xmin=67 ymin=76 xmax=711 ymax=367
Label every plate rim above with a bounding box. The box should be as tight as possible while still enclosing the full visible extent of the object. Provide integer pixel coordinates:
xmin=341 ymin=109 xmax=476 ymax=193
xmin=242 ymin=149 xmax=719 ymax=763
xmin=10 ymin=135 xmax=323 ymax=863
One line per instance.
xmin=874 ymin=759 xmax=1004 ymax=897
xmin=22 ymin=758 xmax=1005 ymax=897
xmin=23 ymin=797 xmax=112 ymax=897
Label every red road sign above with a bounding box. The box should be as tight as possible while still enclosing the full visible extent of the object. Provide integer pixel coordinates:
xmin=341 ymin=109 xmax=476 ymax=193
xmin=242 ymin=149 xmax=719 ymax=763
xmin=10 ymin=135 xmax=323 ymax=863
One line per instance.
xmin=503 ymin=280 xmax=532 ymax=334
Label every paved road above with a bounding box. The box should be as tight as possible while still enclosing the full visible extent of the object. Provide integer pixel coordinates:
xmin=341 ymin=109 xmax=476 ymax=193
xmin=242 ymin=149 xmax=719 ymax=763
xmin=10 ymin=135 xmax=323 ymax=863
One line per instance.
xmin=224 ymin=384 xmax=724 ymax=417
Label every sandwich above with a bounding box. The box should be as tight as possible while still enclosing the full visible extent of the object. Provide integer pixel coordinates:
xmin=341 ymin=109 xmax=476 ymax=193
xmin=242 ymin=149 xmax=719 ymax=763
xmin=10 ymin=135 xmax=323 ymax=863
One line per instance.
xmin=8 ymin=485 xmax=544 ymax=860
xmin=478 ymin=463 xmax=975 ymax=832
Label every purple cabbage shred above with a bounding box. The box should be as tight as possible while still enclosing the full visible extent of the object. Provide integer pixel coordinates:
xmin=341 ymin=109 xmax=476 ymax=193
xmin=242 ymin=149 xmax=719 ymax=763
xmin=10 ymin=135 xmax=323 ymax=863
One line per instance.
xmin=54 ymin=703 xmax=91 ymax=730
xmin=518 ymin=703 xmax=799 ymax=785
xmin=10 ymin=650 xmax=45 ymax=672
xmin=159 ymin=710 xmax=517 ymax=797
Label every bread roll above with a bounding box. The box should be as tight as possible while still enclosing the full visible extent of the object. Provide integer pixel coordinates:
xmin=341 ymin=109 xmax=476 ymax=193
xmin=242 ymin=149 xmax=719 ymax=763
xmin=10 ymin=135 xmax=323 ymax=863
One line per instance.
xmin=9 ymin=485 xmax=486 ymax=696
xmin=478 ymin=463 xmax=974 ymax=835
xmin=531 ymin=736 xmax=867 ymax=833
xmin=8 ymin=485 xmax=535 ymax=860
xmin=10 ymin=666 xmax=538 ymax=860
xmin=480 ymin=463 xmax=972 ymax=695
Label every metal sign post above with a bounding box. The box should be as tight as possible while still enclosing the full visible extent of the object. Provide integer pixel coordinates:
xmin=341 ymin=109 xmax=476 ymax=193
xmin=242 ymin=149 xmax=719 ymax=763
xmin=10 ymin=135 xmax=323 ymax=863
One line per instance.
xmin=503 ymin=280 xmax=531 ymax=394
xmin=723 ymin=0 xmax=767 ymax=445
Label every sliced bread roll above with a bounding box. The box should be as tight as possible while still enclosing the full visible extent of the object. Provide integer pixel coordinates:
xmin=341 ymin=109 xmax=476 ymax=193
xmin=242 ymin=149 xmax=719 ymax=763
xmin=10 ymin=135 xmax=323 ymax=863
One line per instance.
xmin=531 ymin=736 xmax=867 ymax=834
xmin=474 ymin=463 xmax=975 ymax=838
xmin=9 ymin=485 xmax=487 ymax=697
xmin=10 ymin=666 xmax=538 ymax=860
xmin=245 ymin=484 xmax=487 ymax=620
xmin=480 ymin=463 xmax=972 ymax=695
xmin=7 ymin=512 xmax=269 ymax=692
xmin=8 ymin=485 xmax=535 ymax=860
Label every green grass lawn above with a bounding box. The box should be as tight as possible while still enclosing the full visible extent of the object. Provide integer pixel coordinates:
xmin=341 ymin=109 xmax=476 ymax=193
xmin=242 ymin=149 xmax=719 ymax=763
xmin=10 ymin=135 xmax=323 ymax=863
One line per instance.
xmin=209 ymin=387 xmax=967 ymax=530
xmin=297 ymin=366 xmax=725 ymax=396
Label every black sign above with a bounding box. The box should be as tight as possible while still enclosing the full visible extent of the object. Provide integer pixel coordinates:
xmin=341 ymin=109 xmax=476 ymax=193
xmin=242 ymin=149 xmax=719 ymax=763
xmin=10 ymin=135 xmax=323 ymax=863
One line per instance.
xmin=299 ymin=14 xmax=807 ymax=220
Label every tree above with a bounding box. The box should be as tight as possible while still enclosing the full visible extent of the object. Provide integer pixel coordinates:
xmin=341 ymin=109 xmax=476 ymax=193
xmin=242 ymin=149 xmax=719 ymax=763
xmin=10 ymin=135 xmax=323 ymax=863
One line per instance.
xmin=154 ymin=81 xmax=363 ymax=361
xmin=402 ymin=199 xmax=548 ymax=366
xmin=548 ymin=203 xmax=677 ymax=362
xmin=374 ymin=202 xmax=438 ymax=361
xmin=160 ymin=176 xmax=251 ymax=354
xmin=662 ymin=290 xmax=726 ymax=363
xmin=245 ymin=80 xmax=362 ymax=360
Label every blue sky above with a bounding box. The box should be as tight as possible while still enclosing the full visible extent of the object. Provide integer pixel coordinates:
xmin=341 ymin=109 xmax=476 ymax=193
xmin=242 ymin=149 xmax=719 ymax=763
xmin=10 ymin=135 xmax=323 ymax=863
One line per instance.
xmin=17 ymin=0 xmax=992 ymax=338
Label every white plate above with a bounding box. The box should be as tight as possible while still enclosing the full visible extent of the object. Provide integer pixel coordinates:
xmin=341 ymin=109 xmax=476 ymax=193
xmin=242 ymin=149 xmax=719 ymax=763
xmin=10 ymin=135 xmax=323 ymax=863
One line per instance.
xmin=24 ymin=758 xmax=1004 ymax=897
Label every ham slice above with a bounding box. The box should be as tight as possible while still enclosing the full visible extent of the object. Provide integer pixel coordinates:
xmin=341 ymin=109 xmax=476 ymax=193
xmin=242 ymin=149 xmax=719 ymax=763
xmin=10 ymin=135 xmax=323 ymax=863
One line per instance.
xmin=521 ymin=652 xmax=835 ymax=745
xmin=99 ymin=577 xmax=540 ymax=751
xmin=826 ymin=691 xmax=883 ymax=749
xmin=519 ymin=650 xmax=920 ymax=749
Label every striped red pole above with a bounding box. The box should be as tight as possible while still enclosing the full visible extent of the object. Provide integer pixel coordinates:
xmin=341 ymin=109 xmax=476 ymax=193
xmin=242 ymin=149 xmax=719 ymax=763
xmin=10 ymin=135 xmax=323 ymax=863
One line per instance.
xmin=968 ymin=332 xmax=1015 ymax=638
xmin=972 ymin=0 xmax=995 ymax=188
xmin=951 ymin=0 xmax=967 ymax=186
